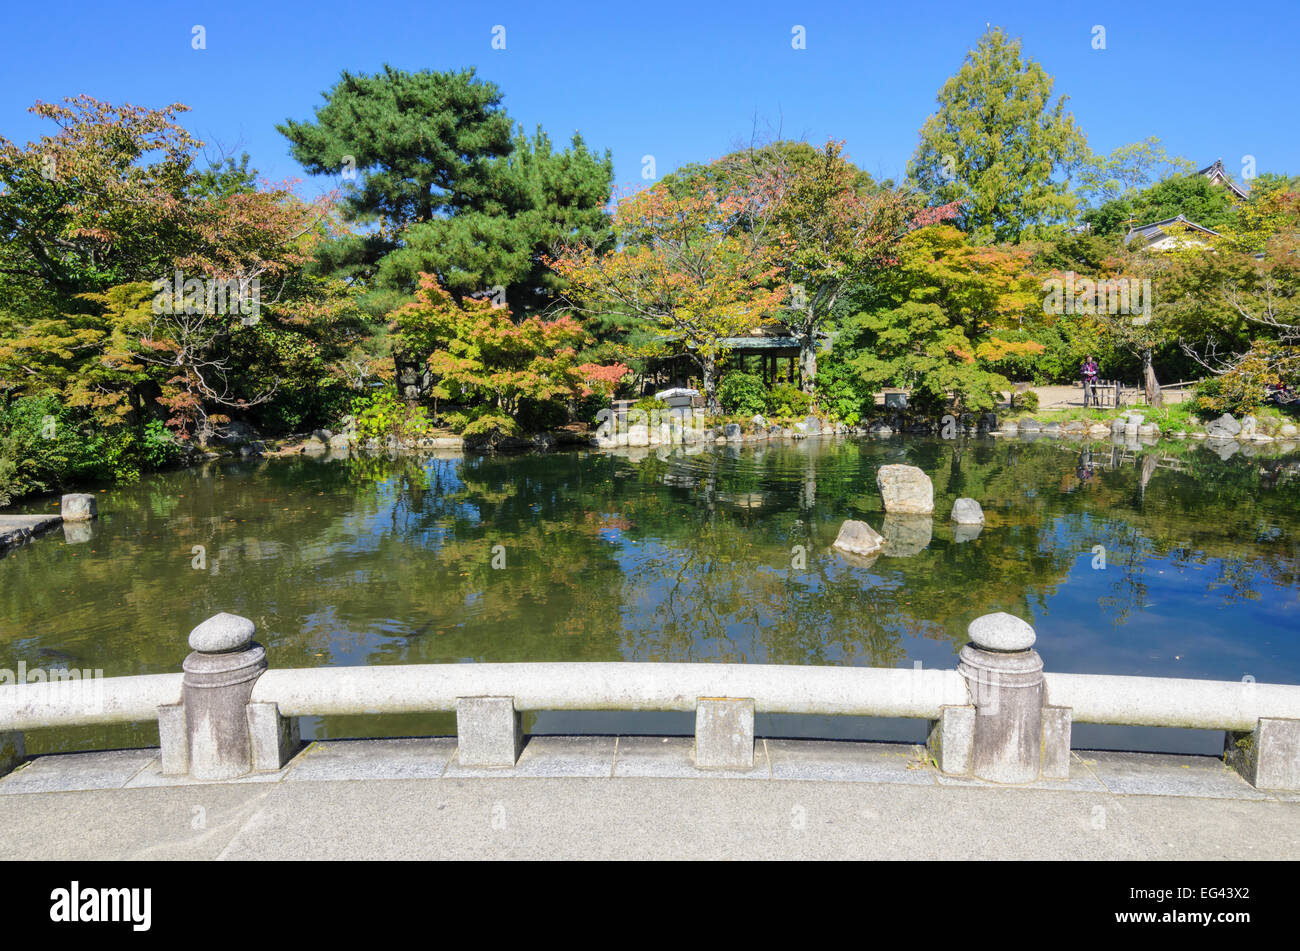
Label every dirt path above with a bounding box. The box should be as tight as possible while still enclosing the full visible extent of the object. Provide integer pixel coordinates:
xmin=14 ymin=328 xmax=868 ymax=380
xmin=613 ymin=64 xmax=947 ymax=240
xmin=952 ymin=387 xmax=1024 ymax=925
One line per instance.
xmin=1020 ymin=383 xmax=1189 ymax=410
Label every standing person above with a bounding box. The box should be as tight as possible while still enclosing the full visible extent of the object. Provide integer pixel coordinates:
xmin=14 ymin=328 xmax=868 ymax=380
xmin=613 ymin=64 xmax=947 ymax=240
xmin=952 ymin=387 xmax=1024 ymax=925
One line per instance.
xmin=1081 ymin=355 xmax=1099 ymax=406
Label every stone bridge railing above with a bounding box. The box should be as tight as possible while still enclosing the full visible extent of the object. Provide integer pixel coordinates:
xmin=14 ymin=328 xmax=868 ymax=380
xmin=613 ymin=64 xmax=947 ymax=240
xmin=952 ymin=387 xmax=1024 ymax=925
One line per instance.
xmin=1 ymin=612 xmax=1298 ymax=791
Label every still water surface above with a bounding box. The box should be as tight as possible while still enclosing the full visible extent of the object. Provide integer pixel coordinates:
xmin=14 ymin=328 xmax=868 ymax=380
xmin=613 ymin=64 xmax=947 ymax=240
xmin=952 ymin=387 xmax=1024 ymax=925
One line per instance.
xmin=4 ymin=437 xmax=1298 ymax=755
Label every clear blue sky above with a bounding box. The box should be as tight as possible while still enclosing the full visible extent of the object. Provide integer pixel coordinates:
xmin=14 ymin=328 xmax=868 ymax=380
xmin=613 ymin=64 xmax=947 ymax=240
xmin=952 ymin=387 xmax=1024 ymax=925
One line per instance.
xmin=3 ymin=0 xmax=1296 ymax=198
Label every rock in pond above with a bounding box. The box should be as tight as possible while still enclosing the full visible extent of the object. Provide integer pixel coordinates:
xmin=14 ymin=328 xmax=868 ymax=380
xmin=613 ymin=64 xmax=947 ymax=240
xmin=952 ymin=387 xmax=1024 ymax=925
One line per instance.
xmin=877 ymin=464 xmax=934 ymax=515
xmin=951 ymin=498 xmax=985 ymax=525
xmin=60 ymin=493 xmax=98 ymax=522
xmin=832 ymin=519 xmax=884 ymax=557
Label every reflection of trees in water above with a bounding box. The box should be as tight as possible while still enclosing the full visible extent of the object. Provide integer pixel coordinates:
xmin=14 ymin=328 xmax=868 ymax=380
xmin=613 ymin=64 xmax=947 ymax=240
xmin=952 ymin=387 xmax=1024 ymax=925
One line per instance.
xmin=1093 ymin=522 xmax=1156 ymax=625
xmin=1023 ymin=442 xmax=1300 ymax=624
xmin=4 ymin=439 xmax=1299 ymax=684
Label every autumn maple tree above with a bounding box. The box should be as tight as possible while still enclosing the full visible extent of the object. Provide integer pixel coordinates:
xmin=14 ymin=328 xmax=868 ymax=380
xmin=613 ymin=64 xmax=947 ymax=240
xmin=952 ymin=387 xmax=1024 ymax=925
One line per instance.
xmin=726 ymin=140 xmax=963 ymax=393
xmin=389 ymin=274 xmax=626 ymax=439
xmin=0 ymin=96 xmax=358 ymax=442
xmin=550 ymin=175 xmax=785 ymax=409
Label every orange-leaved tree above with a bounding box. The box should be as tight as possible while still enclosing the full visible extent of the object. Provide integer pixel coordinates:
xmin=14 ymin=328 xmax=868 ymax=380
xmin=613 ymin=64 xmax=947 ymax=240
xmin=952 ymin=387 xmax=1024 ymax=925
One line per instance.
xmin=549 ymin=175 xmax=785 ymax=409
xmin=390 ymin=274 xmax=627 ymax=438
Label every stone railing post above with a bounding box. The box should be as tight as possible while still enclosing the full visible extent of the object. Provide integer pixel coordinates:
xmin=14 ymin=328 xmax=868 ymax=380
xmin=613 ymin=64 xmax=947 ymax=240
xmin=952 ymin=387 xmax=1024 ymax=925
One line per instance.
xmin=158 ymin=613 xmax=297 ymax=780
xmin=456 ymin=697 xmax=523 ymax=767
xmin=695 ymin=697 xmax=755 ymax=769
xmin=1226 ymin=718 xmax=1300 ymax=791
xmin=0 ymin=731 xmax=23 ymax=779
xmin=950 ymin=613 xmax=1070 ymax=784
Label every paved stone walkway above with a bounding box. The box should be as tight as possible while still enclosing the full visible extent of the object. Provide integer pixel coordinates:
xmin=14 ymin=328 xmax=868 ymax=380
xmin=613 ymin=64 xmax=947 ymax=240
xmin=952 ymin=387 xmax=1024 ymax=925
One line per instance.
xmin=0 ymin=514 xmax=61 ymax=553
xmin=1 ymin=737 xmax=1295 ymax=860
xmin=1025 ymin=384 xmax=1189 ymax=410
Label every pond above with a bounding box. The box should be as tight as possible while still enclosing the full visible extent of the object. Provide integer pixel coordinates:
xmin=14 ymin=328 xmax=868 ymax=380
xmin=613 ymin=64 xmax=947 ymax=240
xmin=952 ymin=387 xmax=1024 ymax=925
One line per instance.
xmin=4 ymin=436 xmax=1298 ymax=756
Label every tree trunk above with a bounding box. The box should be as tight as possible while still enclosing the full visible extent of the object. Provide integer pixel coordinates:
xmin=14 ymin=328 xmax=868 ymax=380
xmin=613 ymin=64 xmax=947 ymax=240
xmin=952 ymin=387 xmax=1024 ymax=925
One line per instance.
xmin=799 ymin=331 xmax=817 ymax=395
xmin=702 ymin=355 xmax=718 ymax=412
xmin=1143 ymin=349 xmax=1162 ymax=408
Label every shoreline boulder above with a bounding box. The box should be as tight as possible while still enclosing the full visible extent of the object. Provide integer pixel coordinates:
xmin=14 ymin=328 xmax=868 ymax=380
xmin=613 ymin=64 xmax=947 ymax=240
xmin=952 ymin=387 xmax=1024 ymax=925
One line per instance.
xmin=1206 ymin=414 xmax=1241 ymax=439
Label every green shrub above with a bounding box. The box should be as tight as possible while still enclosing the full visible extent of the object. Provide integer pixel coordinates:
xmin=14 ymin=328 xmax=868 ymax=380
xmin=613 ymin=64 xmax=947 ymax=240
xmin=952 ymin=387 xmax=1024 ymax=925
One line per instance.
xmin=459 ymin=410 xmax=521 ymax=449
xmin=633 ymin=396 xmax=669 ymax=413
xmin=1012 ymin=390 xmax=1040 ymax=413
xmin=140 ymin=418 xmax=185 ymax=470
xmin=717 ymin=372 xmax=767 ymax=416
xmin=766 ymin=382 xmax=813 ymax=418
xmin=254 ymin=378 xmax=353 ymax=435
xmin=814 ymin=348 xmax=873 ymax=424
xmin=0 ymin=396 xmax=173 ymax=505
xmin=1194 ymin=373 xmax=1260 ymax=417
xmin=1192 ymin=343 xmax=1300 ymax=417
xmin=351 ymin=388 xmax=434 ymax=443
xmin=516 ymin=398 xmax=567 ymax=433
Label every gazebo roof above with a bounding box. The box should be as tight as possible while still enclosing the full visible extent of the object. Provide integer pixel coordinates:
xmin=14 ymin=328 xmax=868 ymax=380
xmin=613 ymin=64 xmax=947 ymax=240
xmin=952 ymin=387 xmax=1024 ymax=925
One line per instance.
xmin=716 ymin=334 xmax=829 ymax=350
xmin=661 ymin=323 xmax=832 ymax=353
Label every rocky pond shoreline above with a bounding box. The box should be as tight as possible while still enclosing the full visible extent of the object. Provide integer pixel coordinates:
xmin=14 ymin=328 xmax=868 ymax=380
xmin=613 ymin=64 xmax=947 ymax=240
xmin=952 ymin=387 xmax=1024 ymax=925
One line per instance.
xmin=208 ymin=408 xmax=1300 ymax=462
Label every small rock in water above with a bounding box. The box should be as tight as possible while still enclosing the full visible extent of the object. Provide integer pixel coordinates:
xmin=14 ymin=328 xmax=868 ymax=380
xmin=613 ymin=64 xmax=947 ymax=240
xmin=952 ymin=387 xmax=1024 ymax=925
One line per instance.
xmin=60 ymin=494 xmax=98 ymax=522
xmin=832 ymin=519 xmax=884 ymax=556
xmin=951 ymin=498 xmax=985 ymax=525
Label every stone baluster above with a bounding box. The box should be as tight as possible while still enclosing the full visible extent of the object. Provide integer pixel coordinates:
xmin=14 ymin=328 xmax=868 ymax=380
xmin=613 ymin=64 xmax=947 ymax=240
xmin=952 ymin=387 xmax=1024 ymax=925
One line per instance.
xmin=159 ymin=613 xmax=298 ymax=780
xmin=930 ymin=613 xmax=1072 ymax=784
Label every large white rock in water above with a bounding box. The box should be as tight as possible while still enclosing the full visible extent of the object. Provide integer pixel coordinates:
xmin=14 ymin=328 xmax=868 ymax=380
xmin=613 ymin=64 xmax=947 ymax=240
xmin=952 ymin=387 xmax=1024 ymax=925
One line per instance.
xmin=967 ymin=612 xmax=1036 ymax=651
xmin=60 ymin=493 xmax=97 ymax=522
xmin=951 ymin=498 xmax=985 ymax=525
xmin=832 ymin=519 xmax=884 ymax=557
xmin=876 ymin=464 xmax=934 ymax=515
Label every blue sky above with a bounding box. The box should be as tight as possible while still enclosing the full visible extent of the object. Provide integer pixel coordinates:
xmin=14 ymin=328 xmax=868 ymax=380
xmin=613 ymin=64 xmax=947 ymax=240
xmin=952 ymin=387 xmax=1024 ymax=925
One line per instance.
xmin=3 ymin=0 xmax=1296 ymax=199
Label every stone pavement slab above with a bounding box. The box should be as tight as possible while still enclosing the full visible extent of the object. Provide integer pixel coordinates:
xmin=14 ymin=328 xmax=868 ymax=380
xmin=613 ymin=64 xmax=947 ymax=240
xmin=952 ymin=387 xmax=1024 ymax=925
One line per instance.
xmin=0 ymin=748 xmax=156 ymax=794
xmin=1081 ymin=751 xmax=1271 ymax=800
xmin=1 ymin=737 xmax=1297 ymax=860
xmin=444 ymin=735 xmax=616 ymax=779
xmin=283 ymin=737 xmax=455 ymax=782
xmin=766 ymin=739 xmax=933 ymax=785
xmin=613 ymin=736 xmax=772 ymax=779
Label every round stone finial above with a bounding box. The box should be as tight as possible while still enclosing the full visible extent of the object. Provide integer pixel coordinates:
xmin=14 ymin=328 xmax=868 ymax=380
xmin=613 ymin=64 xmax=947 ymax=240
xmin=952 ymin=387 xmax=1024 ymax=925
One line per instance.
xmin=189 ymin=613 xmax=256 ymax=653
xmin=967 ymin=612 xmax=1036 ymax=651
